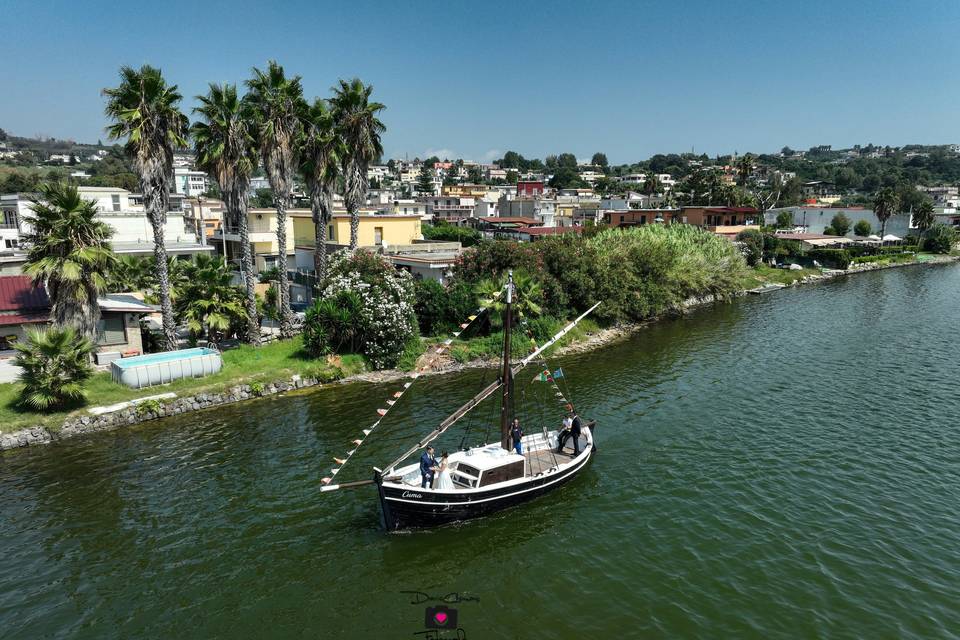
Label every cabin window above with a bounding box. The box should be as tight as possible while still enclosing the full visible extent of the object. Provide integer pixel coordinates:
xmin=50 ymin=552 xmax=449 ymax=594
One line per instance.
xmin=97 ymin=314 xmax=127 ymax=346
xmin=111 ymin=194 xmax=121 ymax=212
xmin=479 ymin=460 xmax=525 ymax=487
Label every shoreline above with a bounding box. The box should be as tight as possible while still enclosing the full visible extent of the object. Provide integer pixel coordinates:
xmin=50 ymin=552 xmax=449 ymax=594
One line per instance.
xmin=2 ymin=255 xmax=956 ymax=452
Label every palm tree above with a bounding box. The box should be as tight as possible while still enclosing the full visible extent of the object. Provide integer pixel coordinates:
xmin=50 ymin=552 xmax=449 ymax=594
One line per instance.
xmin=642 ymin=173 xmax=661 ymax=199
xmin=103 ymin=65 xmax=188 ymax=351
xmin=14 ymin=327 xmax=94 ymax=410
xmin=245 ymin=61 xmax=305 ymax=339
xmin=330 ymin=78 xmax=385 ymax=250
xmin=106 ymin=255 xmax=153 ymax=293
xmin=873 ymin=187 xmax=901 ymax=240
xmin=23 ymin=183 xmax=115 ymax=340
xmin=911 ymin=199 xmax=935 ymax=249
xmin=300 ymin=98 xmax=342 ymax=280
xmin=192 ymin=82 xmax=260 ymax=344
xmin=736 ymin=154 xmax=753 ymax=186
xmin=176 ymin=255 xmax=245 ymax=346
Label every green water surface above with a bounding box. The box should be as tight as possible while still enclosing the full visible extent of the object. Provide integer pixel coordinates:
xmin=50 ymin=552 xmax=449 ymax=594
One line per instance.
xmin=1 ymin=264 xmax=959 ymax=639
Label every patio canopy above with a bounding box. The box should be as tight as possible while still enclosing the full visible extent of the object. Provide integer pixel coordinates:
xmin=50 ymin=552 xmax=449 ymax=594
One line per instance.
xmin=882 ymin=234 xmax=902 ymax=242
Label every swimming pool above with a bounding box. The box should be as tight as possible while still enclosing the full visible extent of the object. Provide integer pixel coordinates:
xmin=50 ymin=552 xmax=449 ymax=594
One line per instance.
xmin=111 ymin=347 xmax=223 ymax=388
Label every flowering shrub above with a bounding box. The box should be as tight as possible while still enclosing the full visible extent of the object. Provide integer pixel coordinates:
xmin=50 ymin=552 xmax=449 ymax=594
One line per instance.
xmin=306 ymin=250 xmax=417 ymax=369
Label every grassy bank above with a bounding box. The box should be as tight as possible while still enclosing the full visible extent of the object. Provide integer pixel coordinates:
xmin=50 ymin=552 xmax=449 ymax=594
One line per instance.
xmin=0 ymin=337 xmax=365 ymax=433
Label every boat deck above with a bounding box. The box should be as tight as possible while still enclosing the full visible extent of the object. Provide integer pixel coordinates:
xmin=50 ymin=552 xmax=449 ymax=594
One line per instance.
xmin=523 ymin=448 xmax=574 ymax=475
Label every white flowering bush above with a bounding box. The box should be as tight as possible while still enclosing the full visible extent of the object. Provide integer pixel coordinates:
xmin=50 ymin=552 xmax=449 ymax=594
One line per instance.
xmin=306 ymin=250 xmax=417 ymax=369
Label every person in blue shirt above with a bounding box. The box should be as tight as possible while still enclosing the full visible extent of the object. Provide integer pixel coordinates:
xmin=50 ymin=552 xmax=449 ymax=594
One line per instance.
xmin=420 ymin=445 xmax=439 ymax=488
xmin=510 ymin=418 xmax=524 ymax=455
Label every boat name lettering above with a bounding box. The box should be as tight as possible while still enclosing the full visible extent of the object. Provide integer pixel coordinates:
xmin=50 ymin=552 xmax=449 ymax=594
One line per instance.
xmin=401 ymin=491 xmax=423 ymax=499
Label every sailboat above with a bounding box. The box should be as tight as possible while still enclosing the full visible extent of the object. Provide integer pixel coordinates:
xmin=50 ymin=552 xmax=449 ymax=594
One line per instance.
xmin=366 ymin=272 xmax=600 ymax=531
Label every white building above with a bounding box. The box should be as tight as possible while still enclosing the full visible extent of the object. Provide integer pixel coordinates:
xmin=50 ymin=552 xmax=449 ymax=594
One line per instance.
xmin=173 ymin=168 xmax=211 ymax=197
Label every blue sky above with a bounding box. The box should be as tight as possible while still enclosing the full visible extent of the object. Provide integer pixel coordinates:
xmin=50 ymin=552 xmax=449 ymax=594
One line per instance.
xmin=1 ymin=0 xmax=958 ymax=164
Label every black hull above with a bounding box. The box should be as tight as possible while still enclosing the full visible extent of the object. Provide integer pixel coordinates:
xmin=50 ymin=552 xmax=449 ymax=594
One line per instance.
xmin=377 ymin=446 xmax=592 ymax=531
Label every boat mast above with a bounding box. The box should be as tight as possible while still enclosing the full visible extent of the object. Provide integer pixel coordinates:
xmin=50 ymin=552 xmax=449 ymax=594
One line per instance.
xmin=500 ymin=271 xmax=514 ymax=450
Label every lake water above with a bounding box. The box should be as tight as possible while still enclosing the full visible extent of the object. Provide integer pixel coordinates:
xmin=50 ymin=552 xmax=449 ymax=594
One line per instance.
xmin=2 ymin=264 xmax=959 ymax=639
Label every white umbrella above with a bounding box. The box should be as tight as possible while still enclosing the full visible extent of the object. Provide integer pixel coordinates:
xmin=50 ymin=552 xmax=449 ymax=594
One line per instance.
xmin=866 ymin=234 xmax=882 ymax=241
xmin=882 ymin=234 xmax=901 ymax=242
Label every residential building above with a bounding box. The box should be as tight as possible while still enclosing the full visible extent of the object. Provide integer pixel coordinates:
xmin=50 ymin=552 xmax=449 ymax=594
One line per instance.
xmin=173 ymin=168 xmax=211 ymax=197
xmin=486 ymin=168 xmax=507 ymax=182
xmin=183 ymin=198 xmax=225 ymax=241
xmin=677 ymin=206 xmax=761 ymax=227
xmin=383 ymin=241 xmax=463 ymax=284
xmin=385 ymin=199 xmax=429 ymax=220
xmin=442 ymin=184 xmax=489 ymax=199
xmin=0 ymin=275 xmax=154 ymax=355
xmin=578 ymin=170 xmax=605 ymax=184
xmin=605 ymin=209 xmax=677 ymax=227
xmin=493 ymin=226 xmax=584 ymax=242
xmin=517 ymin=181 xmax=545 ymax=197
xmin=425 ymin=195 xmax=476 ymax=222
xmin=172 ymin=153 xmax=195 ymax=169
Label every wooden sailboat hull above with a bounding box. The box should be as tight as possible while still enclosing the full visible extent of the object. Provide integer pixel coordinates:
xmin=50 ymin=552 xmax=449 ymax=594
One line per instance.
xmin=377 ymin=440 xmax=593 ymax=531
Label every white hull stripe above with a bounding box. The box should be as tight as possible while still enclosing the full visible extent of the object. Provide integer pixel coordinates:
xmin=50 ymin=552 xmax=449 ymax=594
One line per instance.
xmin=384 ymin=449 xmax=592 ymax=506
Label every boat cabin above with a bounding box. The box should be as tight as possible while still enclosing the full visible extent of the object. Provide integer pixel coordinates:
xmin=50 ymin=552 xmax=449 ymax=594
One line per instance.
xmin=449 ymin=446 xmax=526 ymax=488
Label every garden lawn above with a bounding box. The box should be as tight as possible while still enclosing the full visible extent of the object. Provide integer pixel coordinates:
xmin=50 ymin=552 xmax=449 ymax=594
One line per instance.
xmin=0 ymin=337 xmax=365 ymax=434
xmin=740 ymin=265 xmax=822 ymax=288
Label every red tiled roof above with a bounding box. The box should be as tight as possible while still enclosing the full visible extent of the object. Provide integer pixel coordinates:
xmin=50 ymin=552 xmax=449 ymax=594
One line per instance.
xmin=489 ymin=217 xmax=539 ymax=224
xmin=0 ymin=276 xmax=49 ymax=312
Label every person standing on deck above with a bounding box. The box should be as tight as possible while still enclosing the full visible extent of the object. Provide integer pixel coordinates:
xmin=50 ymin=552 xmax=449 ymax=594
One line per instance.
xmin=420 ymin=446 xmax=439 ymax=488
xmin=510 ymin=418 xmax=524 ymax=455
xmin=556 ymin=410 xmax=582 ymax=455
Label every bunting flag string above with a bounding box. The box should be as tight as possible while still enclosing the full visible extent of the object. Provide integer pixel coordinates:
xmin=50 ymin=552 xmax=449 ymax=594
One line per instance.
xmin=321 ymin=375 xmax=420 ymax=485
xmin=520 ymin=318 xmax=576 ymax=413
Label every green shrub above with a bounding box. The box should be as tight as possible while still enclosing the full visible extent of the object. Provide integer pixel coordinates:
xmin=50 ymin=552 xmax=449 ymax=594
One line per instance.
xmin=853 ymin=220 xmax=872 ymax=237
xmin=13 ymin=327 xmax=94 ymax=410
xmin=807 ymin=248 xmax=851 ymax=269
xmin=136 ymin=398 xmax=163 ymax=416
xmin=305 ymin=250 xmax=417 ymax=369
xmin=421 ymin=222 xmax=481 ymax=247
xmin=250 ymin=381 xmax=265 ymax=395
xmin=736 ymin=229 xmax=764 ymax=266
xmin=923 ymin=225 xmax=958 ymax=254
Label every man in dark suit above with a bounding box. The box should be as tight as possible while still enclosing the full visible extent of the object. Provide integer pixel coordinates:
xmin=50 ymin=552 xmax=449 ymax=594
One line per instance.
xmin=556 ymin=411 xmax=583 ymax=455
xmin=420 ymin=445 xmax=438 ymax=488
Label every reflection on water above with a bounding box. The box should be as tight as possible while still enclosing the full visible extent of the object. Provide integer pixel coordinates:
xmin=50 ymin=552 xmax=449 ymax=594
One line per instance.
xmin=1 ymin=264 xmax=960 ymax=639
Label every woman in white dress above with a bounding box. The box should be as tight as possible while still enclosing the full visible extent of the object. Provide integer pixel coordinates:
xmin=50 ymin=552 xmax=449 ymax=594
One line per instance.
xmin=434 ymin=452 xmax=455 ymax=491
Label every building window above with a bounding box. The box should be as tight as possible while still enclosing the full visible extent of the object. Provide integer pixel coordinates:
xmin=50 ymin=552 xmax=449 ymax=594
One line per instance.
xmin=4 ymin=238 xmax=19 ymax=249
xmin=97 ymin=314 xmax=127 ymax=346
xmin=328 ymin=224 xmax=334 ymax=241
xmin=111 ymin=194 xmax=120 ymax=212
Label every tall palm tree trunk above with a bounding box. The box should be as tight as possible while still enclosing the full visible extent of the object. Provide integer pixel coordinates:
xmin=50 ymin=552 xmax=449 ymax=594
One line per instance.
xmin=149 ymin=211 xmax=178 ymax=351
xmin=310 ymin=187 xmax=332 ymax=281
xmin=275 ymin=196 xmax=293 ymax=338
xmin=347 ymin=161 xmax=364 ymax=250
xmin=234 ymin=195 xmax=260 ymax=344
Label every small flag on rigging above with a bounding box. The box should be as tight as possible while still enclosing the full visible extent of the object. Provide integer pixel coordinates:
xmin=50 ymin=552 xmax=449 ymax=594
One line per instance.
xmin=553 ymin=368 xmax=565 ymax=379
xmin=353 ymin=439 xmax=363 ymax=445
xmin=393 ymin=391 xmax=403 ymax=398
xmin=377 ymin=408 xmax=388 ymax=416
xmin=334 ymin=457 xmax=346 ymax=464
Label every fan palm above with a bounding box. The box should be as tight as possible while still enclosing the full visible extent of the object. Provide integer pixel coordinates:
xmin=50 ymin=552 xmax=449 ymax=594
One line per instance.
xmin=192 ymin=82 xmax=260 ymax=344
xmin=330 ymin=78 xmax=385 ymax=250
xmin=23 ymin=183 xmax=115 ymax=340
xmin=103 ymin=65 xmax=188 ymax=351
xmin=642 ymin=172 xmax=661 ymax=198
xmin=736 ymin=154 xmax=753 ymax=186
xmin=107 ymin=254 xmax=154 ymax=293
xmin=475 ymin=272 xmax=543 ymax=329
xmin=300 ymin=98 xmax=343 ymax=280
xmin=872 ymin=187 xmax=901 ymax=239
xmin=14 ymin=327 xmax=94 ymax=410
xmin=911 ymin=199 xmax=935 ymax=248
xmin=176 ymin=255 xmax=245 ymax=345
xmin=245 ymin=61 xmax=305 ymax=339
